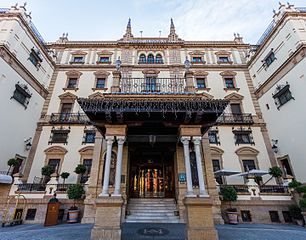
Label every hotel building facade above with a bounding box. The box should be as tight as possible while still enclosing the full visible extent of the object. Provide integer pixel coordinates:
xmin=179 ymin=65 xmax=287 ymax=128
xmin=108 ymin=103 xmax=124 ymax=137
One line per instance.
xmin=0 ymin=3 xmax=305 ymax=240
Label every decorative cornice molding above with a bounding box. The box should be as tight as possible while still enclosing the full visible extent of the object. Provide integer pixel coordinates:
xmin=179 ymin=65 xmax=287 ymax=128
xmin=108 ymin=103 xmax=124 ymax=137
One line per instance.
xmin=71 ymin=50 xmax=87 ymax=55
xmin=193 ymin=70 xmax=209 ymax=76
xmin=224 ymin=92 xmax=244 ymax=101
xmin=215 ymin=50 xmax=231 ymax=56
xmin=93 ymin=70 xmax=110 ymax=77
xmin=220 ymin=70 xmax=237 ymax=76
xmin=44 ymin=146 xmax=68 ymax=154
xmin=65 ymin=70 xmax=83 ymax=77
xmin=58 ymin=92 xmax=77 ymax=100
xmin=96 ymin=50 xmax=113 ymax=56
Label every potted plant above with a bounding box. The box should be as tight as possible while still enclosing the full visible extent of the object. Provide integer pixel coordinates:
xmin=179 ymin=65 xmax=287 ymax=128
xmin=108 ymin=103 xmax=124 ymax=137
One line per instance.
xmin=60 ymin=172 xmax=70 ymax=184
xmin=74 ymin=164 xmax=87 ymax=183
xmin=289 ymin=204 xmax=304 ymax=226
xmin=220 ymin=185 xmax=238 ymax=224
xmin=67 ymin=184 xmax=85 ymax=223
xmin=262 ymin=166 xmax=283 ymax=185
xmin=7 ymin=158 xmax=19 ymax=175
xmin=41 ymin=165 xmax=54 ymax=184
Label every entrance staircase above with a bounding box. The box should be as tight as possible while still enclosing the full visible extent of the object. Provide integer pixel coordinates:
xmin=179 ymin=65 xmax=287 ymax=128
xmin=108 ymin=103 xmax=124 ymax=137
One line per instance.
xmin=125 ymin=198 xmax=180 ymax=223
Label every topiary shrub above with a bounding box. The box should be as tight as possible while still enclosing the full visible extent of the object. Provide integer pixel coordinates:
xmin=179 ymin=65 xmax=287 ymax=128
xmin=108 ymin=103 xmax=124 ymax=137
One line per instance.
xmin=74 ymin=164 xmax=86 ymax=175
xmin=60 ymin=172 xmax=70 ymax=184
xmin=7 ymin=158 xmax=19 ymax=174
xmin=263 ymin=166 xmax=283 ymax=185
xmin=220 ymin=186 xmax=238 ymax=212
xmin=41 ymin=165 xmax=54 ymax=178
xmin=299 ymin=198 xmax=306 ymax=211
xmin=67 ymin=184 xmax=85 ymax=210
xmin=295 ymin=185 xmax=306 ymax=194
xmin=289 ymin=204 xmax=303 ymax=220
xmin=288 ymin=180 xmax=302 ymax=189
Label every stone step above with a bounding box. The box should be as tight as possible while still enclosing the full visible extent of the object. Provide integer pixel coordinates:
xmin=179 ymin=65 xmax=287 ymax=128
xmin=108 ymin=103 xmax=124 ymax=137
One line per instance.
xmin=126 ymin=216 xmax=179 ymax=220
xmin=125 ymin=219 xmax=180 ymax=223
xmin=127 ymin=212 xmax=176 ymax=216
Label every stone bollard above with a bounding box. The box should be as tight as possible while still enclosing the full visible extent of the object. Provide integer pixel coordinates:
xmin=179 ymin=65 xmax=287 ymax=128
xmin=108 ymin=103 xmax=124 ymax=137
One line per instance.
xmin=45 ymin=173 xmax=59 ymax=195
xmin=9 ymin=173 xmax=23 ymax=196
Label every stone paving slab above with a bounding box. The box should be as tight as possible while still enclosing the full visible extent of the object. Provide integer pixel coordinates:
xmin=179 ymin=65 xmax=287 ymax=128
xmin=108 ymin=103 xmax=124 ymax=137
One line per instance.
xmin=121 ymin=222 xmax=186 ymax=240
xmin=0 ymin=223 xmax=306 ymax=240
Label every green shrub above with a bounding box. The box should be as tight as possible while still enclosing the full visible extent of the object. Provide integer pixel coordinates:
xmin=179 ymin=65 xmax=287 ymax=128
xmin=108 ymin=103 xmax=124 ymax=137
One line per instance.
xmin=295 ymin=185 xmax=306 ymax=193
xmin=288 ymin=205 xmax=303 ymax=220
xmin=41 ymin=165 xmax=54 ymax=177
xmin=67 ymin=184 xmax=85 ymax=209
xmin=268 ymin=166 xmax=283 ymax=178
xmin=7 ymin=158 xmax=19 ymax=167
xmin=74 ymin=164 xmax=87 ymax=175
xmin=220 ymin=186 xmax=238 ymax=202
xmin=60 ymin=172 xmax=70 ymax=184
xmin=299 ymin=198 xmax=306 ymax=210
xmin=288 ymin=180 xmax=302 ymax=189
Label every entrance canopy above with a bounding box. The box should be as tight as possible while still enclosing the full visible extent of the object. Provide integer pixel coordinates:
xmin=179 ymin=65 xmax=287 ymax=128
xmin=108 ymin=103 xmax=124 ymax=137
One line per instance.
xmin=77 ymin=96 xmax=228 ymax=133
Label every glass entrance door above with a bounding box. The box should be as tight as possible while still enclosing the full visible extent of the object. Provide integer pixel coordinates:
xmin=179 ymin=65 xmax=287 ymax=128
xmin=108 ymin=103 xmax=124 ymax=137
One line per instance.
xmin=130 ymin=164 xmax=174 ymax=198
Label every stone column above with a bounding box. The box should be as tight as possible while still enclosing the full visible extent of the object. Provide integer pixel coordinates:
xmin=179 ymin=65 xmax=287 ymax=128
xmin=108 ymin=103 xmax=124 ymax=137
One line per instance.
xmin=100 ymin=136 xmax=114 ymax=196
xmin=184 ymin=70 xmax=195 ymax=93
xmin=181 ymin=137 xmax=195 ymax=196
xmin=192 ymin=136 xmax=208 ymax=197
xmin=113 ymin=136 xmax=125 ymax=196
xmin=111 ymin=70 xmax=121 ymax=93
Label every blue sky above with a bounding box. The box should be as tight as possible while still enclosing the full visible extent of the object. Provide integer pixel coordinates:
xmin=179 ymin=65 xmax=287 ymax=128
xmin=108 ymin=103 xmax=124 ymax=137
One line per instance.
xmin=1 ymin=0 xmax=305 ymax=43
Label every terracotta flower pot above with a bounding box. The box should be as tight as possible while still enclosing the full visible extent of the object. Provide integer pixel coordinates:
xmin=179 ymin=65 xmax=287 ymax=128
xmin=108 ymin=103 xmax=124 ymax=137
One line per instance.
xmin=227 ymin=211 xmax=238 ymax=224
xmin=67 ymin=209 xmax=79 ymax=223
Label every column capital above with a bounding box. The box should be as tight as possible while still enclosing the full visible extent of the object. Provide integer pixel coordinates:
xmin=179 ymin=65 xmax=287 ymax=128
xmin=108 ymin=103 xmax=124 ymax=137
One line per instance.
xmin=192 ymin=136 xmax=202 ymax=145
xmin=181 ymin=136 xmax=191 ymax=145
xmin=105 ymin=136 xmax=115 ymax=142
xmin=116 ymin=136 xmax=126 ymax=144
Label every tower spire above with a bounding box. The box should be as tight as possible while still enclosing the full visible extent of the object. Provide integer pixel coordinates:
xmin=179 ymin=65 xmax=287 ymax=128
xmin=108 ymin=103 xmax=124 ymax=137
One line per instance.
xmin=123 ymin=18 xmax=133 ymax=41
xmin=168 ymin=18 xmax=178 ymax=41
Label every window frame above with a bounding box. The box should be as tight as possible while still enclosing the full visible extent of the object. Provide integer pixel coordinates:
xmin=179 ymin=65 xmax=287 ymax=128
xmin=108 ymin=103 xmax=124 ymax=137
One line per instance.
xmin=11 ymin=83 xmax=32 ymax=109
xmin=196 ymin=78 xmax=206 ymax=89
xmin=233 ymin=129 xmax=255 ymax=145
xmin=83 ymin=130 xmax=96 ymax=144
xmin=208 ymin=130 xmax=220 ymax=145
xmin=48 ymin=129 xmax=70 ymax=145
xmin=272 ymin=83 xmax=294 ymax=109
xmin=263 ymin=50 xmax=276 ymax=68
xmin=96 ymin=78 xmax=106 ymax=89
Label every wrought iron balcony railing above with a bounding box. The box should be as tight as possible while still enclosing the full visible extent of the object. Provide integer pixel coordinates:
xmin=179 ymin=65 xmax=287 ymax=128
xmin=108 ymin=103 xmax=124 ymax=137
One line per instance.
xmin=17 ymin=183 xmax=46 ymax=192
xmin=259 ymin=185 xmax=288 ymax=194
xmin=138 ymin=59 xmax=164 ymax=64
xmin=119 ymin=78 xmax=186 ymax=94
xmin=217 ymin=113 xmax=253 ymax=125
xmin=220 ymin=185 xmax=249 ymax=194
xmin=50 ymin=113 xmax=90 ymax=124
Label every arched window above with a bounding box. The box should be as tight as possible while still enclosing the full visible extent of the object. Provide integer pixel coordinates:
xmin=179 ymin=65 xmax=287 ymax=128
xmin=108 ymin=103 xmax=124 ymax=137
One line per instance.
xmin=156 ymin=54 xmax=163 ymax=64
xmin=139 ymin=54 xmax=146 ymax=63
xmin=147 ymin=54 xmax=154 ymax=63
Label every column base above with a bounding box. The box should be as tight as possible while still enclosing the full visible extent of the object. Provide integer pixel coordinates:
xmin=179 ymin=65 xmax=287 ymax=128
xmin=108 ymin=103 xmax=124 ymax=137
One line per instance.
xmin=112 ymin=193 xmax=122 ymax=197
xmin=91 ymin=197 xmax=123 ymax=240
xmin=186 ymin=191 xmax=197 ymax=197
xmin=184 ymin=197 xmax=218 ymax=240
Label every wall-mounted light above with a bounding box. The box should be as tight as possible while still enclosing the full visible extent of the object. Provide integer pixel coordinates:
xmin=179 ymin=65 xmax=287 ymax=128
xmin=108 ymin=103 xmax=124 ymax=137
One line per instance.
xmin=184 ymin=57 xmax=191 ymax=71
xmin=271 ymin=139 xmax=278 ymax=153
xmin=115 ymin=57 xmax=121 ymax=71
xmin=25 ymin=137 xmax=32 ymax=151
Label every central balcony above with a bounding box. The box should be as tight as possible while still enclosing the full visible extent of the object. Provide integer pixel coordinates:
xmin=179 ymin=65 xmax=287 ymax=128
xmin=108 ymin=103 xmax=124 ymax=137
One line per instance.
xmin=119 ymin=78 xmax=186 ymax=94
xmin=50 ymin=113 xmax=90 ymax=124
xmin=217 ymin=113 xmax=254 ymax=125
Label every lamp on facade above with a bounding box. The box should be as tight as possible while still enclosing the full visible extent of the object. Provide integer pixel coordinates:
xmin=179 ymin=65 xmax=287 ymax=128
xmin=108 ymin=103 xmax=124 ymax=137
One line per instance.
xmin=115 ymin=57 xmax=122 ymax=71
xmin=271 ymin=139 xmax=278 ymax=153
xmin=184 ymin=57 xmax=191 ymax=71
xmin=25 ymin=137 xmax=32 ymax=151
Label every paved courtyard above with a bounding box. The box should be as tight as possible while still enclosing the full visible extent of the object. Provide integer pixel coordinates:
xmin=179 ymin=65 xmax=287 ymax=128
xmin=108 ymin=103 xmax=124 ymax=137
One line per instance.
xmin=0 ymin=223 xmax=306 ymax=240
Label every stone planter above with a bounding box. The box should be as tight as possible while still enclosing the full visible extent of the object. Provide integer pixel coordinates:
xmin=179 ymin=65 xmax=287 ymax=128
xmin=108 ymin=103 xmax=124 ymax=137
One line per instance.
xmin=226 ymin=210 xmax=238 ymax=224
xmin=67 ymin=209 xmax=79 ymax=223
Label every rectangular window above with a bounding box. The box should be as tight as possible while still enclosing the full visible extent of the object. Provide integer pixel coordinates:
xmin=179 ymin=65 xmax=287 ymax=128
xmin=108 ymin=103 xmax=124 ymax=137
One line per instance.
xmin=99 ymin=57 xmax=110 ymax=63
xmin=96 ymin=78 xmax=106 ymax=89
xmin=241 ymin=210 xmax=252 ymax=222
xmin=67 ymin=78 xmax=77 ymax=89
xmin=83 ymin=159 xmax=92 ymax=175
xmin=29 ymin=53 xmax=39 ymax=66
xmin=72 ymin=56 xmax=84 ymax=63
xmin=242 ymin=160 xmax=256 ymax=172
xmin=48 ymin=159 xmax=60 ymax=172
xmin=143 ymin=78 xmax=159 ymax=92
xmin=196 ymin=78 xmax=206 ymax=89
xmin=208 ymin=131 xmax=219 ymax=144
xmin=269 ymin=211 xmax=280 ymax=223
xmin=225 ymin=78 xmax=235 ymax=88
xmin=212 ymin=159 xmax=223 ymax=184
xmin=273 ymin=84 xmax=294 ymax=109
xmin=234 ymin=131 xmax=254 ymax=145
xmin=218 ymin=56 xmax=229 ymax=63
xmin=11 ymin=83 xmax=32 ymax=108
xmin=49 ymin=130 xmax=69 ymax=144
xmin=84 ymin=131 xmax=96 ymax=143
xmin=264 ymin=52 xmax=276 ymax=67
xmin=192 ymin=57 xmax=202 ymax=63
xmin=282 ymin=211 xmax=292 ymax=223
xmin=25 ymin=209 xmax=37 ymax=220
xmin=280 ymin=158 xmax=293 ymax=176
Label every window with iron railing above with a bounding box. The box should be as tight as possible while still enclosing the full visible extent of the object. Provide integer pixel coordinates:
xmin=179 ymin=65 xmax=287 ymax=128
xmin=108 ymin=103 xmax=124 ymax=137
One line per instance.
xmin=67 ymin=78 xmax=78 ymax=89
xmin=208 ymin=130 xmax=220 ymax=145
xmin=49 ymin=130 xmax=70 ymax=144
xmin=83 ymin=130 xmax=96 ymax=144
xmin=272 ymin=83 xmax=294 ymax=109
xmin=225 ymin=77 xmax=235 ymax=88
xmin=233 ymin=130 xmax=254 ymax=145
xmin=11 ymin=83 xmax=32 ymax=109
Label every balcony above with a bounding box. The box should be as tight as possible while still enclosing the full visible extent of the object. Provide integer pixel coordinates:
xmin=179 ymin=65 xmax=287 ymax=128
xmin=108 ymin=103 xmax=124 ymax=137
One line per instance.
xmin=50 ymin=113 xmax=90 ymax=124
xmin=17 ymin=183 xmax=46 ymax=192
xmin=259 ymin=185 xmax=288 ymax=194
xmin=119 ymin=78 xmax=186 ymax=94
xmin=138 ymin=59 xmax=164 ymax=64
xmin=217 ymin=113 xmax=253 ymax=125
